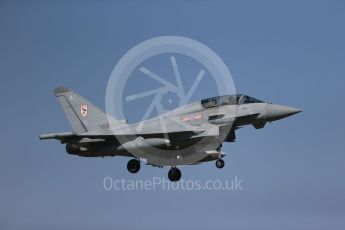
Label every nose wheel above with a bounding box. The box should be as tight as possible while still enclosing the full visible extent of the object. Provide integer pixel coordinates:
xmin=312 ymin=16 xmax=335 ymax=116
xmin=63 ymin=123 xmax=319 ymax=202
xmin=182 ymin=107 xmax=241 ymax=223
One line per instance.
xmin=127 ymin=159 xmax=141 ymax=173
xmin=216 ymin=159 xmax=225 ymax=169
xmin=168 ymin=167 xmax=181 ymax=182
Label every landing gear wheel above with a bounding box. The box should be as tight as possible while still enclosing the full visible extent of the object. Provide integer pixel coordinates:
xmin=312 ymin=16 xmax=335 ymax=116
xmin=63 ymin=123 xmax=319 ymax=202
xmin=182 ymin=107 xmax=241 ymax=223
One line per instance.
xmin=168 ymin=167 xmax=181 ymax=182
xmin=127 ymin=159 xmax=140 ymax=173
xmin=216 ymin=159 xmax=225 ymax=169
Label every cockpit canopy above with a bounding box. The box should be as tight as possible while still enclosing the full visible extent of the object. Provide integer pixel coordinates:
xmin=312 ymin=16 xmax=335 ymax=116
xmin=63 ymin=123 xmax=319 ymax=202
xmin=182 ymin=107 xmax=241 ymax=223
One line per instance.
xmin=201 ymin=94 xmax=263 ymax=108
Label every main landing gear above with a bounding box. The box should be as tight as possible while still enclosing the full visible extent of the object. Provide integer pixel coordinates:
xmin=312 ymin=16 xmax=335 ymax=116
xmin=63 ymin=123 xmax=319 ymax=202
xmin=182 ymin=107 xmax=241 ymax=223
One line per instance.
xmin=126 ymin=158 xmax=223 ymax=182
xmin=168 ymin=167 xmax=181 ymax=182
xmin=126 ymin=159 xmax=181 ymax=182
xmin=127 ymin=159 xmax=140 ymax=173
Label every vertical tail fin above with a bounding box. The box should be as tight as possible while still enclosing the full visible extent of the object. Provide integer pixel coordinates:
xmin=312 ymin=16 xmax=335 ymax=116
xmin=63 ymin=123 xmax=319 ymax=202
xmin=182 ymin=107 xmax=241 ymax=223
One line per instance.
xmin=54 ymin=87 xmax=126 ymax=134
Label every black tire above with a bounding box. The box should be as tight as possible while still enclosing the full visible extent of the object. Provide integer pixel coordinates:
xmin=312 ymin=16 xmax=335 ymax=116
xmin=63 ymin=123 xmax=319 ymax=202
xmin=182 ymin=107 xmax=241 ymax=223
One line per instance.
xmin=216 ymin=159 xmax=225 ymax=169
xmin=127 ymin=159 xmax=140 ymax=173
xmin=168 ymin=167 xmax=182 ymax=182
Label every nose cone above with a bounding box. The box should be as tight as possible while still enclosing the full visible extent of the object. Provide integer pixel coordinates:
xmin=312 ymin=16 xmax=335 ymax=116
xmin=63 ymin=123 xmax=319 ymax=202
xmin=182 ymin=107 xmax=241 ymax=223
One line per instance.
xmin=265 ymin=104 xmax=302 ymax=121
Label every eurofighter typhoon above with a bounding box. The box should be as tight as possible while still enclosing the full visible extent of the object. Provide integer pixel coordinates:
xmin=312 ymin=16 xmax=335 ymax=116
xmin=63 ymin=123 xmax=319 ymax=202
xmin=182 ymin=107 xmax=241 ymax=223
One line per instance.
xmin=40 ymin=87 xmax=301 ymax=182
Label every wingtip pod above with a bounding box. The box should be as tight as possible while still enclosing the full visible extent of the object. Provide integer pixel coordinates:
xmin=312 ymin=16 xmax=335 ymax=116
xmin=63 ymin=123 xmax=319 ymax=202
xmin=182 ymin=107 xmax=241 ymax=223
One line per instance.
xmin=39 ymin=132 xmax=75 ymax=140
xmin=54 ymin=86 xmax=70 ymax=96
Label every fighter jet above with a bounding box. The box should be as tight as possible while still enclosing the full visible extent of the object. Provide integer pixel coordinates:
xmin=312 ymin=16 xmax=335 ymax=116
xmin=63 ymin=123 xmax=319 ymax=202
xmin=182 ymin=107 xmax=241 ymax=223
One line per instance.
xmin=40 ymin=87 xmax=301 ymax=182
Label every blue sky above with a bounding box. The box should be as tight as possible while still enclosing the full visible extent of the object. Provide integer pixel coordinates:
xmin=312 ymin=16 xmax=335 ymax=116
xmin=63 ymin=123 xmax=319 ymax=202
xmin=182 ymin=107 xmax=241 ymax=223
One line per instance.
xmin=0 ymin=0 xmax=344 ymax=229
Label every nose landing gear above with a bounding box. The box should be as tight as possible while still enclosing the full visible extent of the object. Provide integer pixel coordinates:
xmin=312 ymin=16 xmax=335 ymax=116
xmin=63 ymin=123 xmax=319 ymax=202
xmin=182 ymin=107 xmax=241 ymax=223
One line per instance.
xmin=215 ymin=145 xmax=225 ymax=169
xmin=216 ymin=159 xmax=225 ymax=169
